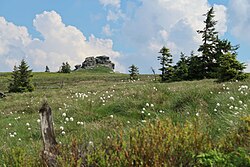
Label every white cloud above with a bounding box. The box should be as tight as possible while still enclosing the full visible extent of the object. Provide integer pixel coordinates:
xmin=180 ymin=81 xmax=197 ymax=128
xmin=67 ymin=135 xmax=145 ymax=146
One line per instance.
xmin=214 ymin=5 xmax=227 ymax=36
xmin=107 ymin=9 xmax=125 ymax=22
xmin=99 ymin=0 xmax=125 ymax=22
xmin=120 ymin=0 xmax=227 ymax=72
xmin=228 ymin=0 xmax=250 ymax=42
xmin=0 ymin=11 xmax=121 ymax=72
xmin=102 ymin=24 xmax=113 ymax=36
xmin=245 ymin=61 xmax=250 ymax=73
xmin=0 ymin=17 xmax=32 ymax=70
xmin=99 ymin=0 xmax=120 ymax=8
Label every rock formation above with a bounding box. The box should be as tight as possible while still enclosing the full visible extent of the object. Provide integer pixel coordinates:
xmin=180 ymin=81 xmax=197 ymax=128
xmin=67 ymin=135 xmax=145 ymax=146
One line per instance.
xmin=76 ymin=56 xmax=115 ymax=70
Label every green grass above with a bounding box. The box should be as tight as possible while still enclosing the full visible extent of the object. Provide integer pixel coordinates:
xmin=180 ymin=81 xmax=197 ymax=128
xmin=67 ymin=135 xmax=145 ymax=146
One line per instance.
xmin=0 ymin=71 xmax=249 ymax=166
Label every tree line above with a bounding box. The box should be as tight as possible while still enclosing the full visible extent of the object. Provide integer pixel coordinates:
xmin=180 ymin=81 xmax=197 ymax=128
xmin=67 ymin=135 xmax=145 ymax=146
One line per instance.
xmin=157 ymin=7 xmax=247 ymax=82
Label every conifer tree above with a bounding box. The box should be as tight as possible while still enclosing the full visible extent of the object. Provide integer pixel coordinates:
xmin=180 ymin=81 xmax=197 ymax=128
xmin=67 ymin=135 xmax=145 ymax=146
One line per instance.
xmin=217 ymin=53 xmax=247 ymax=82
xmin=158 ymin=46 xmax=174 ymax=82
xmin=187 ymin=51 xmax=204 ymax=80
xmin=197 ymin=7 xmax=218 ymax=78
xmin=8 ymin=65 xmax=20 ymax=92
xmin=173 ymin=52 xmax=189 ymax=81
xmin=128 ymin=64 xmax=139 ymax=80
xmin=9 ymin=59 xmax=34 ymax=93
xmin=45 ymin=66 xmax=50 ymax=72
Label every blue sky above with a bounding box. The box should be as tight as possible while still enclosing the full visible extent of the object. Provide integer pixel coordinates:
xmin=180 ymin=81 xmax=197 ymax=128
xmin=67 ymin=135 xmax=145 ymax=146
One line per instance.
xmin=0 ymin=0 xmax=249 ymax=73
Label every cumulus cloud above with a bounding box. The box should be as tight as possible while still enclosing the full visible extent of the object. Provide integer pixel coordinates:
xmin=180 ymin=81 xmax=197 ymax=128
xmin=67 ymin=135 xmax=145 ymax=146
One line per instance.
xmin=0 ymin=11 xmax=121 ymax=72
xmin=0 ymin=17 xmax=31 ymax=70
xmin=119 ymin=0 xmax=227 ymax=72
xmin=228 ymin=0 xmax=250 ymax=42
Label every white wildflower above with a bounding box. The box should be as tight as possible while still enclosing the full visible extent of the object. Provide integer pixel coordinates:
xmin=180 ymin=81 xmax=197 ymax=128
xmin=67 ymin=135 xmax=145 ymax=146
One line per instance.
xmin=229 ymin=96 xmax=235 ymax=101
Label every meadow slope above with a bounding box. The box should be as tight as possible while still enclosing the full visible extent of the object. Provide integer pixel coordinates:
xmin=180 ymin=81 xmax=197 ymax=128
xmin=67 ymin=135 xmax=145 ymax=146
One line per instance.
xmin=0 ymin=71 xmax=249 ymax=166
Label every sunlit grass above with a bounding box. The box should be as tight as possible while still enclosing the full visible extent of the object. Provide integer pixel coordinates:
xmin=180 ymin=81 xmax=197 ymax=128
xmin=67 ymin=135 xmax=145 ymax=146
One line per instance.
xmin=0 ymin=71 xmax=249 ymax=166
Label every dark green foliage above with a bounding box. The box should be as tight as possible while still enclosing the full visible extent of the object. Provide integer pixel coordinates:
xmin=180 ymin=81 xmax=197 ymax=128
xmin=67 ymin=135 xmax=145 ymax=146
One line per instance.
xmin=158 ymin=46 xmax=174 ymax=82
xmin=8 ymin=59 xmax=34 ymax=93
xmin=128 ymin=64 xmax=139 ymax=80
xmin=217 ymin=53 xmax=247 ymax=82
xmin=173 ymin=52 xmax=189 ymax=81
xmin=187 ymin=51 xmax=204 ymax=80
xmin=197 ymin=7 xmax=218 ymax=78
xmin=60 ymin=62 xmax=71 ymax=73
xmin=197 ymin=148 xmax=250 ymax=167
xmin=45 ymin=66 xmax=50 ymax=72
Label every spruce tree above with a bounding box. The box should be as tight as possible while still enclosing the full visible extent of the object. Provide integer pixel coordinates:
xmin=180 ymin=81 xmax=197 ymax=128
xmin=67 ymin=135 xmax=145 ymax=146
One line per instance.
xmin=197 ymin=7 xmax=218 ymax=78
xmin=187 ymin=51 xmax=204 ymax=80
xmin=9 ymin=59 xmax=34 ymax=93
xmin=217 ymin=53 xmax=247 ymax=82
xmin=128 ymin=64 xmax=139 ymax=80
xmin=45 ymin=66 xmax=50 ymax=72
xmin=173 ymin=52 xmax=189 ymax=81
xmin=8 ymin=65 xmax=20 ymax=92
xmin=158 ymin=46 xmax=174 ymax=82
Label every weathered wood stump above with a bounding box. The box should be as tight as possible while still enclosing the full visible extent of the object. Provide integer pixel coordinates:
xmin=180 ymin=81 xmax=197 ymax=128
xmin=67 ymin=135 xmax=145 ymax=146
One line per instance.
xmin=39 ymin=101 xmax=58 ymax=166
xmin=0 ymin=92 xmax=6 ymax=98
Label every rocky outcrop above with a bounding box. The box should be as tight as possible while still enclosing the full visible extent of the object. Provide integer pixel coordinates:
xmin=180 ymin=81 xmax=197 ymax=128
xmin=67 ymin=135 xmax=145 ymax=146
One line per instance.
xmin=79 ymin=56 xmax=115 ymax=70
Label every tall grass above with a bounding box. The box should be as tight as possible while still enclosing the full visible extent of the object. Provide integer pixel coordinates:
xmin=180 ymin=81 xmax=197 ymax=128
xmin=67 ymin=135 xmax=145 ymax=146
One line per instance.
xmin=0 ymin=71 xmax=249 ymax=166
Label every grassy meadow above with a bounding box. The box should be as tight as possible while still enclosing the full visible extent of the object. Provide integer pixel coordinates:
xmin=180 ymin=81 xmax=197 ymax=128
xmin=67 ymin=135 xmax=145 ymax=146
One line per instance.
xmin=0 ymin=70 xmax=249 ymax=166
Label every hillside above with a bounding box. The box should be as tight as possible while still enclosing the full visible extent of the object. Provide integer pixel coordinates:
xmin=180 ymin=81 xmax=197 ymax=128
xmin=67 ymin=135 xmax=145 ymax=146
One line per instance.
xmin=0 ymin=71 xmax=249 ymax=166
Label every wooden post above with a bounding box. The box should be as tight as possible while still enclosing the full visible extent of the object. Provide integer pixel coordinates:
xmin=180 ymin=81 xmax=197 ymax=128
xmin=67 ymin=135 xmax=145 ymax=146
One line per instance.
xmin=39 ymin=101 xmax=58 ymax=166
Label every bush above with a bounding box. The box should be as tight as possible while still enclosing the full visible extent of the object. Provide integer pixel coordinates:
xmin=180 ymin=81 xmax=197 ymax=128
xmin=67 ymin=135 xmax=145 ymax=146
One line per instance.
xmin=59 ymin=62 xmax=71 ymax=73
xmin=128 ymin=64 xmax=139 ymax=80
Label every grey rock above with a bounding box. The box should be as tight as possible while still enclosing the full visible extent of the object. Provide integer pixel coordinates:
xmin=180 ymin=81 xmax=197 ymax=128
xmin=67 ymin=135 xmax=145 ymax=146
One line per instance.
xmin=74 ymin=64 xmax=81 ymax=70
xmin=82 ymin=57 xmax=96 ymax=69
xmin=81 ymin=55 xmax=115 ymax=70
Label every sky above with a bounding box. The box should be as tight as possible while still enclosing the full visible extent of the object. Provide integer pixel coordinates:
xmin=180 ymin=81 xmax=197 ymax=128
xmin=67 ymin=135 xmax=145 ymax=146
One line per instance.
xmin=0 ymin=0 xmax=249 ymax=73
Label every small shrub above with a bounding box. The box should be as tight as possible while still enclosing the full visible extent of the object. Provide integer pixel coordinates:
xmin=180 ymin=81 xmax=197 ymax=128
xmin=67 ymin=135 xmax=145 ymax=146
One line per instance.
xmin=128 ymin=64 xmax=139 ymax=80
xmin=59 ymin=62 xmax=71 ymax=73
